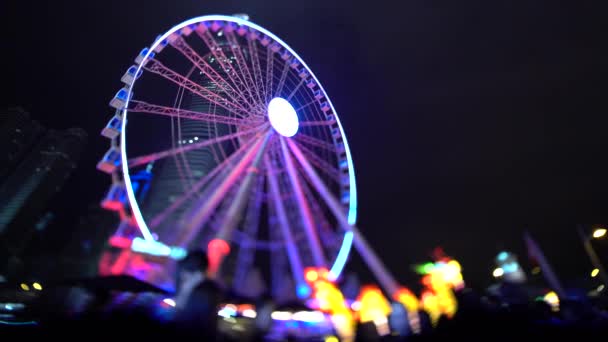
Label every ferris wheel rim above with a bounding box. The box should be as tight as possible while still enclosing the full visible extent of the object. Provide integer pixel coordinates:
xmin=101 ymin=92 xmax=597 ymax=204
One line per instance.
xmin=119 ymin=14 xmax=357 ymax=279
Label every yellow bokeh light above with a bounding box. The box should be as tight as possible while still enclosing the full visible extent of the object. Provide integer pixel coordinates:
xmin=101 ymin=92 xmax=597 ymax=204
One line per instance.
xmin=591 ymin=268 xmax=599 ymax=277
xmin=308 ymin=273 xmax=355 ymax=342
xmin=543 ymin=291 xmax=559 ymax=312
xmin=492 ymin=268 xmax=504 ymax=277
xmin=416 ymin=257 xmax=463 ymax=325
xmin=20 ymin=283 xmax=30 ymax=291
xmin=32 ymin=282 xmax=42 ymax=290
xmin=447 ymin=260 xmax=461 ymax=272
xmin=305 ymin=268 xmax=319 ymax=282
xmin=394 ymin=287 xmax=419 ymax=313
xmin=593 ymin=228 xmax=607 ymax=239
xmin=421 ymin=291 xmax=441 ymax=326
xmin=357 ymin=286 xmax=391 ymax=323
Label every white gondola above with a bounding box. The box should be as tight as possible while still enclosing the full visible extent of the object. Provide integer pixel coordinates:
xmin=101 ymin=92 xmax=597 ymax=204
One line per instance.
xmin=134 ymin=47 xmax=155 ymax=65
xmin=101 ymin=113 xmax=123 ymax=139
xmin=101 ymin=182 xmax=127 ymax=212
xmin=120 ymin=65 xmax=143 ymax=85
xmin=180 ymin=24 xmax=196 ymax=37
xmin=320 ymin=101 xmax=331 ymax=113
xmin=109 ymin=87 xmax=131 ymax=110
xmin=96 ymin=146 xmax=121 ymax=174
xmin=153 ymin=35 xmax=169 ymax=53
xmin=314 ymin=90 xmax=324 ymax=100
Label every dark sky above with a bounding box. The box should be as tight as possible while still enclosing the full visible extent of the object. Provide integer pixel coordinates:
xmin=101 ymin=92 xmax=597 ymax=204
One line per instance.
xmin=2 ymin=1 xmax=607 ymax=290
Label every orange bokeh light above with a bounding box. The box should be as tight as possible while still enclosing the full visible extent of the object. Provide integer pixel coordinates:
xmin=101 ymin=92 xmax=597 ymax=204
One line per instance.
xmin=305 ymin=268 xmax=319 ymax=282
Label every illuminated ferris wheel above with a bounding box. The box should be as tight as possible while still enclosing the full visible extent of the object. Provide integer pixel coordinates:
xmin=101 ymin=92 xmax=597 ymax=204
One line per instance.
xmin=97 ymin=15 xmax=397 ymax=299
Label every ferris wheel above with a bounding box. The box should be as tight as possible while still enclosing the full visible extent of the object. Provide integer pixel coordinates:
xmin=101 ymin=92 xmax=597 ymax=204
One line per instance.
xmin=97 ymin=15 xmax=397 ymax=299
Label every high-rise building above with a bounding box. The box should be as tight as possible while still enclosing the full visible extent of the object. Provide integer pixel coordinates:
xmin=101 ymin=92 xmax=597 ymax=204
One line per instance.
xmin=0 ymin=107 xmax=46 ymax=180
xmin=0 ymin=114 xmax=87 ymax=278
xmin=139 ymin=68 xmax=228 ymax=245
xmin=38 ymin=203 xmax=118 ymax=280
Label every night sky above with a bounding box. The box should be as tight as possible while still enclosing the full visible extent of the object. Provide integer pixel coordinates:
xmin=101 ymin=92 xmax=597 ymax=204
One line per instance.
xmin=3 ymin=1 xmax=607 ymax=290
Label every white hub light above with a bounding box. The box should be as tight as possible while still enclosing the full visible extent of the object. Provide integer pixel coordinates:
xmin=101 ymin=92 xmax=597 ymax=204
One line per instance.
xmin=268 ymin=97 xmax=299 ymax=137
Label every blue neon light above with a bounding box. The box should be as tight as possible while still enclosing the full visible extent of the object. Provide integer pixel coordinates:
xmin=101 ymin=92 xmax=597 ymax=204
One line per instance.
xmin=0 ymin=320 xmax=37 ymax=326
xmin=296 ymin=284 xmax=312 ymax=298
xmin=120 ymin=15 xmax=357 ymax=277
xmin=503 ymin=262 xmax=519 ymax=273
xmin=497 ymin=251 xmax=509 ymax=262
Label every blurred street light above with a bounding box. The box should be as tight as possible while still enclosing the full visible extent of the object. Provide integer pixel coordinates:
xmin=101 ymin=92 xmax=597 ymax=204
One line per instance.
xmin=593 ymin=228 xmax=607 ymax=239
xmin=492 ymin=268 xmax=504 ymax=278
xmin=578 ymin=224 xmax=608 ymax=285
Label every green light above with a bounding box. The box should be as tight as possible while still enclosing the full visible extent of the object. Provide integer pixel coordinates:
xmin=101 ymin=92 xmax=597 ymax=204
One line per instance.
xmin=415 ymin=262 xmax=435 ymax=274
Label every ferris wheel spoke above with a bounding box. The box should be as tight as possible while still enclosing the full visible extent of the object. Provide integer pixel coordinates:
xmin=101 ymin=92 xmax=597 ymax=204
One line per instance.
xmin=294 ymin=133 xmax=337 ymax=153
xmin=265 ymin=46 xmax=275 ymax=103
xmin=280 ymin=137 xmax=326 ymax=267
xmin=265 ymin=156 xmax=308 ymax=297
xmin=274 ymin=60 xmax=291 ymax=98
xmin=129 ymin=100 xmax=249 ymax=126
xmin=290 ymin=140 xmax=341 ymax=182
xmin=169 ymin=36 xmax=255 ymax=110
xmin=143 ymin=59 xmax=250 ymax=117
xmin=225 ymin=31 xmax=265 ymax=107
xmin=246 ymin=36 xmax=268 ymax=105
xmin=169 ymin=90 xmax=196 ymax=189
xmin=127 ymin=125 xmax=265 ymax=168
xmin=196 ymin=30 xmax=261 ymax=111
xmin=286 ymin=137 xmax=349 ymax=233
xmin=175 ymin=131 xmax=272 ymax=248
xmin=213 ymin=132 xmax=270 ymax=245
xmin=294 ymin=99 xmax=318 ymax=112
xmin=299 ymin=119 xmax=338 ymax=127
xmin=232 ymin=172 xmax=265 ymax=288
xmin=286 ymin=137 xmax=401 ymax=295
xmin=148 ymin=140 xmax=253 ymax=229
xmin=286 ymin=79 xmax=306 ymax=102
xmin=298 ymin=167 xmax=337 ymax=245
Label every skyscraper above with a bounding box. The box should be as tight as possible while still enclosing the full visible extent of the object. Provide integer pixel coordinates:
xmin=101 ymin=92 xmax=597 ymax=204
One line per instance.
xmin=0 ymin=107 xmax=45 ymax=180
xmin=50 ymin=203 xmax=118 ymax=280
xmin=0 ymin=111 xmax=87 ymax=279
xmin=139 ymin=67 xmax=228 ymax=245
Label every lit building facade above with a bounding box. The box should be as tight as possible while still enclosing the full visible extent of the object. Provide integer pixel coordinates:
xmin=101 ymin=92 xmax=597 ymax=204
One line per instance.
xmin=0 ymin=115 xmax=87 ymax=279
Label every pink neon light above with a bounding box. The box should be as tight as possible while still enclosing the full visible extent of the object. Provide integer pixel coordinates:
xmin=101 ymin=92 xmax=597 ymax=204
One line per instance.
xmin=109 ymin=236 xmax=132 ymax=249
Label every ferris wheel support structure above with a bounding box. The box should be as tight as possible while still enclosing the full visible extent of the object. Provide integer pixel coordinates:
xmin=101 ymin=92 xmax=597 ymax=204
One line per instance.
xmin=287 ymin=138 xmax=400 ymax=296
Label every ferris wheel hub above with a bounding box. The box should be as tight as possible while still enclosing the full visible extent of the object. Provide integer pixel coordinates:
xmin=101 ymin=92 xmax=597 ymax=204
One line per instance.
xmin=268 ymin=97 xmax=299 ymax=137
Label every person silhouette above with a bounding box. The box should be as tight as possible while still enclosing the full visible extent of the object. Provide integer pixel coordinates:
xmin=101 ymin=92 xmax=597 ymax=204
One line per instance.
xmin=171 ymin=250 xmax=223 ymax=339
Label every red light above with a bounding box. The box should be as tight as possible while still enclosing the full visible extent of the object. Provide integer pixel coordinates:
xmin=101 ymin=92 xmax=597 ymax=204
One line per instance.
xmin=318 ymin=268 xmax=329 ymax=280
xmin=305 ymin=268 xmax=319 ymax=282
xmin=393 ymin=287 xmax=413 ymax=300
xmin=208 ymin=239 xmax=230 ymax=276
xmin=109 ymin=236 xmax=132 ymax=249
xmin=421 ymin=290 xmax=434 ymax=301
